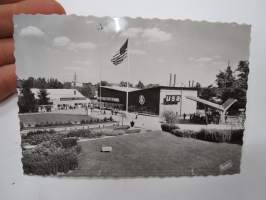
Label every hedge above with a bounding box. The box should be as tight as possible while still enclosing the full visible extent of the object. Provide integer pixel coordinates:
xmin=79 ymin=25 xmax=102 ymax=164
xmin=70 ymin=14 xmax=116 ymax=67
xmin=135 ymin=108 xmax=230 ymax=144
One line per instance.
xmin=22 ymin=142 xmax=80 ymax=175
xmin=165 ymin=127 xmax=244 ymax=144
xmin=67 ymin=129 xmax=92 ymax=138
xmin=197 ymin=129 xmax=244 ymax=144
xmin=161 ymin=123 xmax=180 ymax=132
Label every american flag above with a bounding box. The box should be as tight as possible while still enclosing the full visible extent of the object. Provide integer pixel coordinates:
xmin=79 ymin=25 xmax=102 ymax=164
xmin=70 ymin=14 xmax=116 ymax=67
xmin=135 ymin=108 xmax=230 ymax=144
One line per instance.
xmin=111 ymin=39 xmax=128 ymax=66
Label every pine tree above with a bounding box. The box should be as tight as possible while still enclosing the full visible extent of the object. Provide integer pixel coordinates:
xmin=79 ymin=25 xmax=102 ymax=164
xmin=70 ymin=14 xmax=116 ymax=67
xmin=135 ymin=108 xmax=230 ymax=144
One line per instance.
xmin=136 ymin=81 xmax=145 ymax=89
xmin=18 ymin=80 xmax=37 ymax=113
xmin=37 ymin=89 xmax=50 ymax=105
xmin=216 ymin=66 xmax=235 ymax=88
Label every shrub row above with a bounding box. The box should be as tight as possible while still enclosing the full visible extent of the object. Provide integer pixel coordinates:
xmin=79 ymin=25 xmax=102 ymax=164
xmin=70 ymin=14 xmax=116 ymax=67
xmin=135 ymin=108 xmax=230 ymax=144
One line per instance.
xmin=113 ymin=125 xmax=130 ymax=130
xmin=22 ymin=132 xmax=66 ymax=146
xmin=33 ymin=117 xmax=114 ymax=128
xmin=61 ymin=137 xmax=78 ymax=149
xmin=66 ymin=129 xmax=92 ymax=138
xmin=161 ymin=123 xmax=180 ymax=132
xmin=22 ymin=143 xmax=79 ymax=175
xmin=166 ymin=127 xmax=244 ymax=144
xmin=197 ymin=129 xmax=244 ymax=144
xmin=23 ymin=130 xmax=55 ymax=138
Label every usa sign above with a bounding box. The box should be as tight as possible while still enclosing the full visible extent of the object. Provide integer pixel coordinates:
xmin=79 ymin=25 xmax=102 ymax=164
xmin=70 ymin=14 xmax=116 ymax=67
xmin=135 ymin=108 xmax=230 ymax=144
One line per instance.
xmin=163 ymin=95 xmax=181 ymax=105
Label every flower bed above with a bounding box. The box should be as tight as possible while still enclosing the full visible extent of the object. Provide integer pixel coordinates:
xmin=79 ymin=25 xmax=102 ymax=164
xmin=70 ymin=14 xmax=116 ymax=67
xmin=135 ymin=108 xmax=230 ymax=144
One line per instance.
xmin=22 ymin=142 xmax=79 ymax=175
xmin=21 ymin=130 xmax=80 ymax=175
xmin=161 ymin=124 xmax=243 ymax=144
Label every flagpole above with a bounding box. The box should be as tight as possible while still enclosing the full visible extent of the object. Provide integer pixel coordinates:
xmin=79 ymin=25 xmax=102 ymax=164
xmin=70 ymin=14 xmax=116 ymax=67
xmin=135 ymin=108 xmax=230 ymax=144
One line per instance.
xmin=126 ymin=38 xmax=130 ymax=113
xmin=98 ymin=24 xmax=103 ymax=114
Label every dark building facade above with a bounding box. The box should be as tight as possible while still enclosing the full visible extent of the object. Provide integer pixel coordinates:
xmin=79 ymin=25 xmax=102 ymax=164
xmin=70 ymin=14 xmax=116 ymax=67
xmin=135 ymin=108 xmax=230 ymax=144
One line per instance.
xmin=98 ymin=86 xmax=127 ymax=110
xmin=128 ymin=87 xmax=161 ymax=115
xmin=98 ymin=86 xmax=198 ymax=116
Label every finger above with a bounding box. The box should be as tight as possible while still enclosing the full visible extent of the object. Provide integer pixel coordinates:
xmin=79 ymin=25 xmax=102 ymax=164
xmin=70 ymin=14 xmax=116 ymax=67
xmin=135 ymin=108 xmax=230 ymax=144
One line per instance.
xmin=0 ymin=0 xmax=65 ymax=38
xmin=0 ymin=38 xmax=15 ymax=66
xmin=0 ymin=64 xmax=16 ymax=101
xmin=0 ymin=0 xmax=25 ymax=5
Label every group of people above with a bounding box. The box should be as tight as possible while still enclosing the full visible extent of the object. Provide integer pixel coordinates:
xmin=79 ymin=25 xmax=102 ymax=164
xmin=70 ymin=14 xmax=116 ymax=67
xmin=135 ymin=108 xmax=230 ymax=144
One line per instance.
xmin=182 ymin=111 xmax=222 ymax=125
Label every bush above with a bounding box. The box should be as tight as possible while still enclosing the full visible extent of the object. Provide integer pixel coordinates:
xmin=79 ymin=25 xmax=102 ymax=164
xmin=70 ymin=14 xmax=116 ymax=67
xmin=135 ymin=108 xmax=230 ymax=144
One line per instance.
xmin=22 ymin=130 xmax=62 ymax=146
xmin=171 ymin=129 xmax=195 ymax=138
xmin=22 ymin=143 xmax=79 ymax=175
xmin=196 ymin=128 xmax=244 ymax=144
xmin=25 ymin=129 xmax=55 ymax=137
xmin=230 ymin=129 xmax=244 ymax=145
xmin=114 ymin=125 xmax=130 ymax=130
xmin=161 ymin=123 xmax=180 ymax=132
xmin=168 ymin=128 xmax=244 ymax=144
xmin=67 ymin=129 xmax=91 ymax=138
xmin=162 ymin=110 xmax=178 ymax=124
xmin=61 ymin=137 xmax=78 ymax=148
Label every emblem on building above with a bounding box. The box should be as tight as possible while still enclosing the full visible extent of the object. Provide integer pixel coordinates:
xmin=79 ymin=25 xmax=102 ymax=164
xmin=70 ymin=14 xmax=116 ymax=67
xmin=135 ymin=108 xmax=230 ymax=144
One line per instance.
xmin=139 ymin=95 xmax=145 ymax=105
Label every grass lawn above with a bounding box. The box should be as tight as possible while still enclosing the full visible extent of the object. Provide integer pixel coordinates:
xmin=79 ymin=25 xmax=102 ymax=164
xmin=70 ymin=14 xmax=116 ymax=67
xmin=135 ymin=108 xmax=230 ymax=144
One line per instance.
xmin=19 ymin=113 xmax=95 ymax=125
xmin=67 ymin=130 xmax=242 ymax=177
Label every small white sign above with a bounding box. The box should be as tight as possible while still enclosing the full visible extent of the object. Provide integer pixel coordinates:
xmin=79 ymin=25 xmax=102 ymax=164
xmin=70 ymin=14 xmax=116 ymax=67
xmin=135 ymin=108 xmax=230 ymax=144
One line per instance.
xmin=101 ymin=146 xmax=112 ymax=152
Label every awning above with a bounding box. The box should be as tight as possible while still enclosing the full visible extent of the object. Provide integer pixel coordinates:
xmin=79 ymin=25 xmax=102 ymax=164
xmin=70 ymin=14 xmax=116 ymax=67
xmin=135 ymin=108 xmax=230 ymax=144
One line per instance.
xmin=186 ymin=96 xmax=232 ymax=112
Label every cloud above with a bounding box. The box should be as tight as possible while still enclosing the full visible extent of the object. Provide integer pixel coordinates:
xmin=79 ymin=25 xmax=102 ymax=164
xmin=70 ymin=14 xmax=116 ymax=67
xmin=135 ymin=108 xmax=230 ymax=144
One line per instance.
xmin=72 ymin=60 xmax=92 ymax=65
xmin=121 ymin=27 xmax=143 ymax=37
xmin=85 ymin=20 xmax=95 ymax=24
xmin=189 ymin=56 xmax=213 ymax=63
xmin=19 ymin=26 xmax=45 ymax=38
xmin=121 ymin=27 xmax=172 ymax=42
xmin=53 ymin=36 xmax=71 ymax=47
xmin=129 ymin=49 xmax=147 ymax=55
xmin=157 ymin=58 xmax=166 ymax=63
xmin=142 ymin=28 xmax=172 ymax=42
xmin=53 ymin=36 xmax=96 ymax=51
xmin=71 ymin=42 xmax=96 ymax=50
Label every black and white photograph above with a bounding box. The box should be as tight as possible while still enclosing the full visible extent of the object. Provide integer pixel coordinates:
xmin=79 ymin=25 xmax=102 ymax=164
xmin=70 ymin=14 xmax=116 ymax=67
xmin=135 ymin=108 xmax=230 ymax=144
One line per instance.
xmin=14 ymin=14 xmax=251 ymax=177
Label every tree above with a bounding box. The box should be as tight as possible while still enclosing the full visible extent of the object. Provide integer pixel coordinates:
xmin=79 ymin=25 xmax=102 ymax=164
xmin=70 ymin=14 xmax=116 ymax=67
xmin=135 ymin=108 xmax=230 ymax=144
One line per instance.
xmin=63 ymin=82 xmax=72 ymax=89
xmin=221 ymin=88 xmax=247 ymax=114
xmin=216 ymin=66 xmax=235 ymax=88
xmin=200 ymin=85 xmax=216 ymax=101
xmin=135 ymin=81 xmax=145 ymax=89
xmin=119 ymin=81 xmax=133 ymax=87
xmin=235 ymin=60 xmax=249 ymax=89
xmin=162 ymin=110 xmax=178 ymax=124
xmin=195 ymin=82 xmax=201 ymax=88
xmin=37 ymin=89 xmax=50 ymax=105
xmin=79 ymin=83 xmax=95 ymax=98
xmin=18 ymin=80 xmax=37 ymax=113
xmin=34 ymin=77 xmax=47 ymax=89
xmin=26 ymin=77 xmax=34 ymax=88
xmin=47 ymin=78 xmax=63 ymax=89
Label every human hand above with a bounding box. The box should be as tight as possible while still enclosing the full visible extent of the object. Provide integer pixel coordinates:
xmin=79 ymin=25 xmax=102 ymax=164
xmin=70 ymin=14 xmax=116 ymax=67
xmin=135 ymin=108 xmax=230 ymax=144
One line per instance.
xmin=0 ymin=0 xmax=65 ymax=101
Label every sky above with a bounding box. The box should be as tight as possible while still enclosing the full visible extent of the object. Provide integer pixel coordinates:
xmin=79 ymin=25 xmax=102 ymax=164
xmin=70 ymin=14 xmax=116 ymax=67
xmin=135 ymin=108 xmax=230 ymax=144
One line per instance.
xmin=14 ymin=15 xmax=251 ymax=87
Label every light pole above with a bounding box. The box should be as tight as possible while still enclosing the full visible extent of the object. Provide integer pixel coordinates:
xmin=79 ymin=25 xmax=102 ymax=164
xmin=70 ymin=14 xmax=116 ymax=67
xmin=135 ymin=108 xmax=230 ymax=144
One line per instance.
xmin=179 ymin=82 xmax=184 ymax=116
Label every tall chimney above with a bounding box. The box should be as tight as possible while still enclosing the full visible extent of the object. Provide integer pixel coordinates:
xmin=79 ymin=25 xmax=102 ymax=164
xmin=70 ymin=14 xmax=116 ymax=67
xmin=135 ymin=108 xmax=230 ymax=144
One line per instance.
xmin=169 ymin=73 xmax=172 ymax=86
xmin=173 ymin=74 xmax=176 ymax=87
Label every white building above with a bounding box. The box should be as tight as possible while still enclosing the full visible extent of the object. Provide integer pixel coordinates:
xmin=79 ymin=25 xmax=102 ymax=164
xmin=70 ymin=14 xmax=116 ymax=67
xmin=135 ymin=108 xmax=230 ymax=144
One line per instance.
xmin=18 ymin=88 xmax=91 ymax=112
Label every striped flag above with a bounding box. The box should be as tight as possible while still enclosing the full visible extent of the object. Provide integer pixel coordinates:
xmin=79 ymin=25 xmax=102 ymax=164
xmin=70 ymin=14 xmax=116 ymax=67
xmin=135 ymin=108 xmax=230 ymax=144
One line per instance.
xmin=111 ymin=39 xmax=128 ymax=66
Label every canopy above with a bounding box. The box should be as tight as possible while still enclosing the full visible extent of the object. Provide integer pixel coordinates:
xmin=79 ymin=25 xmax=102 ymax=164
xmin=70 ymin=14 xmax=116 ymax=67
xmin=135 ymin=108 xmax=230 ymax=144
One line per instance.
xmin=186 ymin=96 xmax=237 ymax=112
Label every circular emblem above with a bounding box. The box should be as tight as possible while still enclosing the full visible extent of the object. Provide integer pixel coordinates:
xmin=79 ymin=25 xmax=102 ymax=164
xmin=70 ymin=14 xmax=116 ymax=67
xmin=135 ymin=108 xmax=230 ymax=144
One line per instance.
xmin=139 ymin=95 xmax=145 ymax=105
